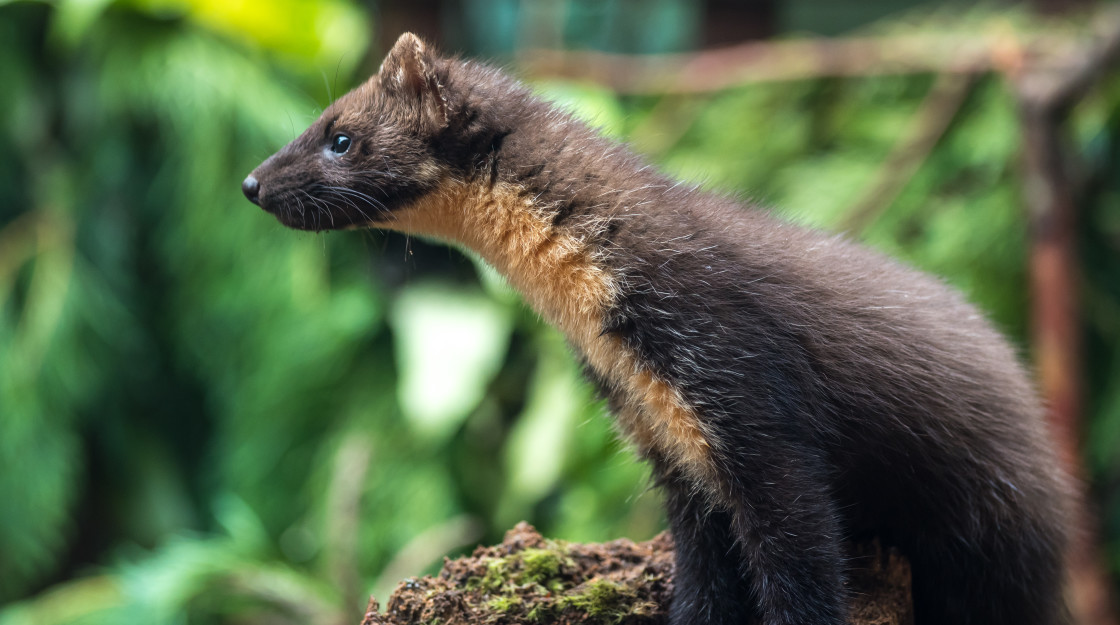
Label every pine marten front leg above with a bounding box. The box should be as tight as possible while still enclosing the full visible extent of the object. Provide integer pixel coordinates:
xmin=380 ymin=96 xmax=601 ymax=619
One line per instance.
xmin=657 ymin=460 xmax=846 ymax=624
xmin=613 ymin=265 xmax=851 ymax=623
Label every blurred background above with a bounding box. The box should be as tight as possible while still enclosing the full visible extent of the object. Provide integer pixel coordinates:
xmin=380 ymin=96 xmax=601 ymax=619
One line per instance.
xmin=1 ymin=0 xmax=1119 ymax=623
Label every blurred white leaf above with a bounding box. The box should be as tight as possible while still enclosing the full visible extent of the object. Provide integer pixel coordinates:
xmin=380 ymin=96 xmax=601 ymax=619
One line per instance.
xmin=390 ymin=284 xmax=513 ymax=439
xmin=500 ymin=331 xmax=589 ymax=520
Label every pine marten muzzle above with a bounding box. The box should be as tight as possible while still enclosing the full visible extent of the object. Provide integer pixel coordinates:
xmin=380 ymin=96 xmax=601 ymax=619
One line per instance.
xmin=244 ymin=33 xmax=1072 ymax=625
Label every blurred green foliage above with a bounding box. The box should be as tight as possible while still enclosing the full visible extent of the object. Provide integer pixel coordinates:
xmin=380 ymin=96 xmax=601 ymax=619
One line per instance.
xmin=0 ymin=1 xmax=1118 ymax=624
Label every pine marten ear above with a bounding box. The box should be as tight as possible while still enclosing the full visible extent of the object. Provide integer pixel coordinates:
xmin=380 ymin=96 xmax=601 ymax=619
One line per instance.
xmin=378 ymin=32 xmax=447 ymax=127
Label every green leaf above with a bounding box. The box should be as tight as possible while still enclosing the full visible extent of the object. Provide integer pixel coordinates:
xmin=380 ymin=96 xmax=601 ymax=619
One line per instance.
xmin=531 ymin=80 xmax=626 ymax=138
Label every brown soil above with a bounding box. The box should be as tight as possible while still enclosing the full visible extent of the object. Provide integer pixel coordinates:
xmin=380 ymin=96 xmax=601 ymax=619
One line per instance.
xmin=359 ymin=522 xmax=913 ymax=625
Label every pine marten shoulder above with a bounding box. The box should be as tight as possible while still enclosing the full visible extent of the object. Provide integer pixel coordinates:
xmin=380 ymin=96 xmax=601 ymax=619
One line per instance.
xmin=243 ymin=33 xmax=1071 ymax=625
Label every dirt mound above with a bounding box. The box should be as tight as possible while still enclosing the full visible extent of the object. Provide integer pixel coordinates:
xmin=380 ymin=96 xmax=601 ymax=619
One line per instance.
xmin=360 ymin=522 xmax=912 ymax=625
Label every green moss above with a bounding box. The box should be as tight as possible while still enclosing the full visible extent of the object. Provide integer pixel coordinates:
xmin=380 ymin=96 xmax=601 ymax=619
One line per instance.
xmin=517 ymin=548 xmax=564 ymax=585
xmin=470 ymin=541 xmax=573 ymax=595
xmin=526 ymin=601 xmax=551 ymax=623
xmin=487 ymin=595 xmax=523 ymax=612
xmin=467 ymin=557 xmax=511 ymax=593
xmin=556 ymin=578 xmax=657 ymax=624
xmin=470 ymin=541 xmax=646 ymax=623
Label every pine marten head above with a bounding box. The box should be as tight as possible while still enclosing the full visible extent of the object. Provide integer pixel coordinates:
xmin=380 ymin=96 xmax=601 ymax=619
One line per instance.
xmin=242 ymin=33 xmax=510 ymax=232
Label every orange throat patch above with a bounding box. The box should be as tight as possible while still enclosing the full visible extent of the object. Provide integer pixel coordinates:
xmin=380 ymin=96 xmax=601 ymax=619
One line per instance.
xmin=380 ymin=177 xmax=714 ymax=481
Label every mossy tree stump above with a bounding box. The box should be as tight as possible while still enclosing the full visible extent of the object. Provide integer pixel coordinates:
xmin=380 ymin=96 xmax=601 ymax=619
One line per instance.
xmin=360 ymin=523 xmax=913 ymax=625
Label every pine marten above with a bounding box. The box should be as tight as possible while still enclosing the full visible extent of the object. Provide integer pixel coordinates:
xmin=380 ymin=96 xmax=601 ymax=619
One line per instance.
xmin=242 ymin=33 xmax=1071 ymax=625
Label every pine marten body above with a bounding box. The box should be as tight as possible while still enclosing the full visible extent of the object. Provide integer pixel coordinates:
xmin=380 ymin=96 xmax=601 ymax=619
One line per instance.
xmin=243 ymin=34 xmax=1071 ymax=625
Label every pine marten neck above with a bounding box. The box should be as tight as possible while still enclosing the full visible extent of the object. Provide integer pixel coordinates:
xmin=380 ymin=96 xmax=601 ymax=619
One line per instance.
xmin=371 ymin=58 xmax=672 ymax=303
xmin=244 ymin=33 xmax=1070 ymax=625
xmin=245 ymin=36 xmax=715 ymax=476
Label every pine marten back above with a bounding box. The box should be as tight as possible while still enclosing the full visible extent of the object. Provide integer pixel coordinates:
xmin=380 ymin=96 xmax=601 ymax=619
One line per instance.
xmin=243 ymin=33 xmax=1071 ymax=625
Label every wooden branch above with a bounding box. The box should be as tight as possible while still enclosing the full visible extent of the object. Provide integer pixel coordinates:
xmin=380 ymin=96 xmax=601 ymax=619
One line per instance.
xmin=1016 ymin=4 xmax=1120 ymax=113
xmin=325 ymin=434 xmax=375 ymax=618
xmin=519 ymin=29 xmax=1081 ymax=94
xmin=1014 ymin=7 xmax=1120 ymax=625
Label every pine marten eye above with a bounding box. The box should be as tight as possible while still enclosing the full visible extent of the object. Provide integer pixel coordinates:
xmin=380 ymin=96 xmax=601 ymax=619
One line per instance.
xmin=330 ymin=134 xmax=352 ymax=155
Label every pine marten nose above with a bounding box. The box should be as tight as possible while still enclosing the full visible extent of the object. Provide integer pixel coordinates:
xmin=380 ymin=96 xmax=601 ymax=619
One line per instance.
xmin=242 ymin=176 xmax=260 ymax=205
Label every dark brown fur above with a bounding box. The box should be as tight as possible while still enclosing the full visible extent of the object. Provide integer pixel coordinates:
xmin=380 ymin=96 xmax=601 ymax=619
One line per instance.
xmin=244 ymin=33 xmax=1071 ymax=625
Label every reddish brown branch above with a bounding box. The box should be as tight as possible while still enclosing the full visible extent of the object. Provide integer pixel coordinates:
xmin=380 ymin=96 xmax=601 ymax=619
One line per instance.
xmin=1015 ymin=7 xmax=1120 ymax=625
xmin=1016 ymin=5 xmax=1120 ymax=112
